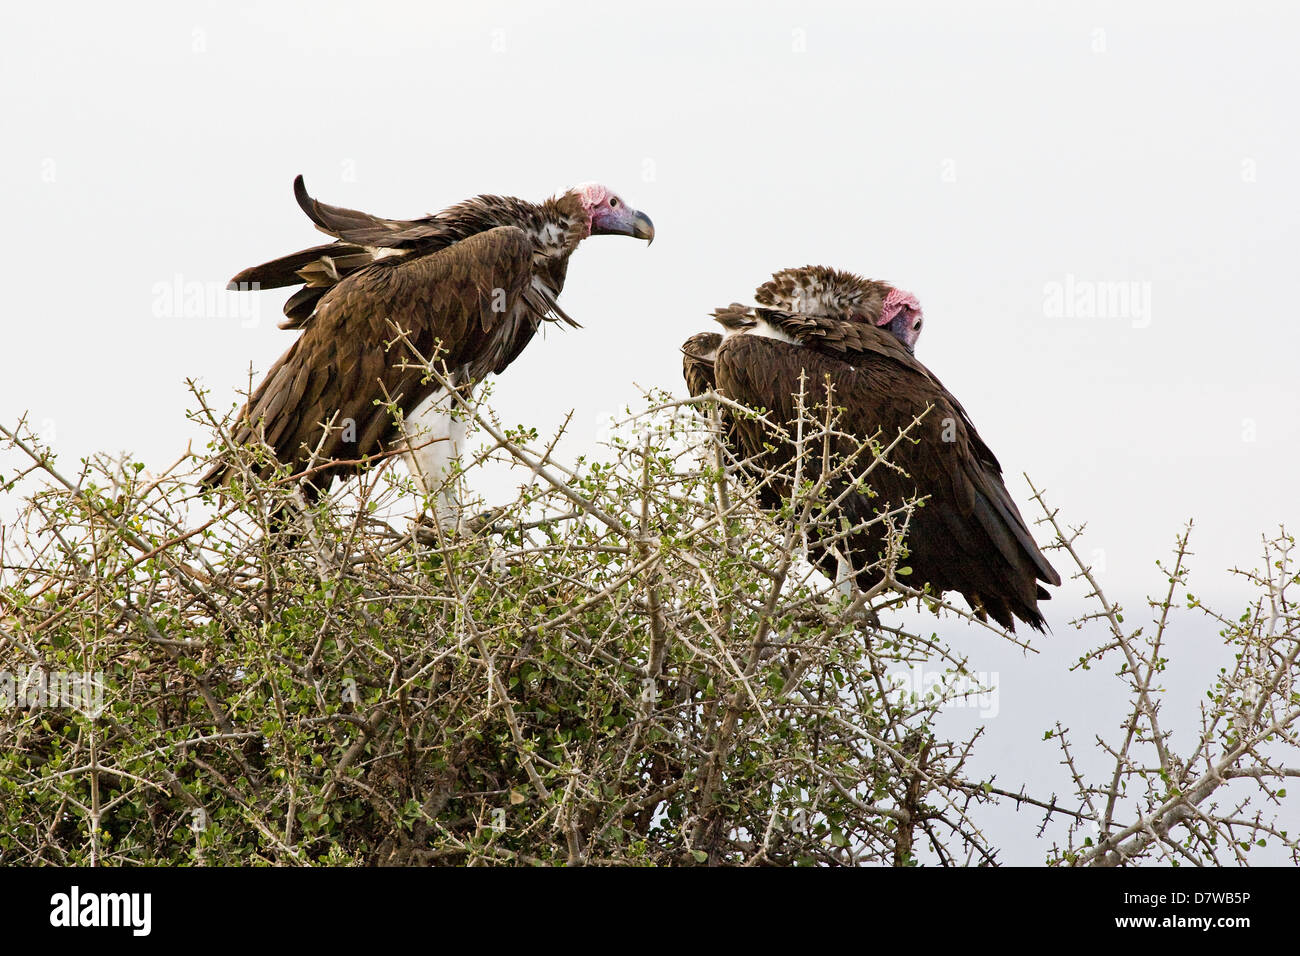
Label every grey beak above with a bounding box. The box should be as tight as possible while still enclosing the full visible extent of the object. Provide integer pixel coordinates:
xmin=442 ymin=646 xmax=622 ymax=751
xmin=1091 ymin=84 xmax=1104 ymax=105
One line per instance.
xmin=632 ymin=210 xmax=655 ymax=245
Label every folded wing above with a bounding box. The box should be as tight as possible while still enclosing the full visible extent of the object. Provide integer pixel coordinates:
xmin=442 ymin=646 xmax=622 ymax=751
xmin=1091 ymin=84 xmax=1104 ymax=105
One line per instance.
xmin=705 ymin=320 xmax=1059 ymax=631
xmin=203 ymin=226 xmax=538 ymax=491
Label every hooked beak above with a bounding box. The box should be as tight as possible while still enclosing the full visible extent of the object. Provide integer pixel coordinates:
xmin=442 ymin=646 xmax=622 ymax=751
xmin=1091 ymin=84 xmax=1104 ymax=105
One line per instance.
xmin=593 ymin=209 xmax=655 ymax=245
xmin=631 ymin=210 xmax=655 ymax=244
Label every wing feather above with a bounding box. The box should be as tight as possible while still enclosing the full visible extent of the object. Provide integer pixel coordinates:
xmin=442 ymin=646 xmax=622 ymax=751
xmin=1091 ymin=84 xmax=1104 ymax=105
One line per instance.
xmin=203 ymin=225 xmax=537 ymax=490
xmin=293 ymin=175 xmax=446 ymax=248
xmin=711 ymin=329 xmax=1058 ymax=629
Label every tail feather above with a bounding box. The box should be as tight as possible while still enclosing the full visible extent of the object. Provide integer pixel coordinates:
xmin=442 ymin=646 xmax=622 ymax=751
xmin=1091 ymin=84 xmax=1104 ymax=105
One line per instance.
xmin=227 ymin=240 xmax=380 ymax=328
xmin=227 ymin=242 xmax=361 ymax=291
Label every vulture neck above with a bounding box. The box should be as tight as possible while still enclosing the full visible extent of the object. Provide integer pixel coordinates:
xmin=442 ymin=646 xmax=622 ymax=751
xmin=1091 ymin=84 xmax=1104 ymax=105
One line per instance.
xmin=443 ymin=193 xmax=589 ymax=264
xmin=528 ymin=193 xmax=590 ymax=260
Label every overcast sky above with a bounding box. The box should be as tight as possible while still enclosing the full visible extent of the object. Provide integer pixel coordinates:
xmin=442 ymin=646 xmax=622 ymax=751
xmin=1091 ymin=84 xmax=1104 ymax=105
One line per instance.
xmin=3 ymin=1 xmax=1297 ymax=862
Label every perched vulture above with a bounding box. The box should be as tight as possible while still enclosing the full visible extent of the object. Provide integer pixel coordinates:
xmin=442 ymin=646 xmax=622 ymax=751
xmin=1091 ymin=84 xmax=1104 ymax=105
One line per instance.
xmin=202 ymin=176 xmax=653 ymax=525
xmin=682 ymin=266 xmax=1060 ymax=631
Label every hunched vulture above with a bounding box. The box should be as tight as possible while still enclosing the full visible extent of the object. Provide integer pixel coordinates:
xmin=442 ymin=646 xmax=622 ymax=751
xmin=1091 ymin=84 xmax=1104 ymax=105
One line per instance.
xmin=682 ymin=266 xmax=1060 ymax=631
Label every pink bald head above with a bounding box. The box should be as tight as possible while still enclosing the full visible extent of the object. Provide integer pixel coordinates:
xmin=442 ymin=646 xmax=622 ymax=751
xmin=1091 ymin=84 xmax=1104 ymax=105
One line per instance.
xmin=570 ymin=182 xmax=612 ymax=210
xmin=878 ymin=287 xmax=923 ymax=352
xmin=567 ymin=182 xmax=655 ymax=243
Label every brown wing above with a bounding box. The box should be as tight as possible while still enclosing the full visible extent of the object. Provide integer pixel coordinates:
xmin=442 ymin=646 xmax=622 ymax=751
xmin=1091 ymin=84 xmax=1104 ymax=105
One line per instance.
xmin=753 ymin=307 xmax=1012 ymax=474
xmin=203 ymin=225 xmax=538 ymax=491
xmin=683 ymin=331 xmax=791 ymax=515
xmin=293 ymin=175 xmax=449 ymax=248
xmin=713 ymin=330 xmax=1059 ymax=631
xmin=225 ymin=177 xmax=474 ymax=329
xmin=681 ymin=332 xmax=721 ymax=397
xmin=753 ymin=307 xmax=922 ymax=366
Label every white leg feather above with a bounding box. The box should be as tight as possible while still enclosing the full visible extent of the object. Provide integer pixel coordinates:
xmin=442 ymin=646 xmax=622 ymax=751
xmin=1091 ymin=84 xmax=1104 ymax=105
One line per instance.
xmin=833 ymin=549 xmax=855 ymax=601
xmin=403 ymin=388 xmax=471 ymax=530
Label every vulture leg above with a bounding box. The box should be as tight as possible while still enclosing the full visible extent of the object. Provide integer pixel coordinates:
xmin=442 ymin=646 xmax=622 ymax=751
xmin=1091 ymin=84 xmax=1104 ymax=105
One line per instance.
xmin=403 ymin=384 xmax=473 ymax=531
xmin=832 ymin=548 xmax=856 ymax=601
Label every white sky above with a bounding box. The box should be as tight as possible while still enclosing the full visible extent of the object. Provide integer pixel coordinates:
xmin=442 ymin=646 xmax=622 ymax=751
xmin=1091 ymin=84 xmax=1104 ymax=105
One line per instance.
xmin=3 ymin=0 xmax=1297 ymax=862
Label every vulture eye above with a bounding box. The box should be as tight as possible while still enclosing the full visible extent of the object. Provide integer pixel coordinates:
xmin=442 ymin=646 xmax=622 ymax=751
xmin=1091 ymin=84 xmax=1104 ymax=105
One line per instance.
xmin=609 ymin=197 xmax=619 ymax=207
xmin=912 ymin=317 xmax=923 ymax=331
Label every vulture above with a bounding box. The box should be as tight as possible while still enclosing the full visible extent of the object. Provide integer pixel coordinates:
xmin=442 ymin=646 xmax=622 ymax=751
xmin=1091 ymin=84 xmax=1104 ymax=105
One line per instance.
xmin=202 ymin=176 xmax=653 ymax=526
xmin=682 ymin=265 xmax=1060 ymax=631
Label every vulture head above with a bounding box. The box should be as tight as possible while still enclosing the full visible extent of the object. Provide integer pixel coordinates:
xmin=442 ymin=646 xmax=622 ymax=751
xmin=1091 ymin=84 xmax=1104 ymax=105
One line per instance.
xmin=755 ymin=265 xmax=924 ymax=352
xmin=880 ymin=287 xmax=924 ymax=352
xmin=567 ymin=183 xmax=656 ymax=244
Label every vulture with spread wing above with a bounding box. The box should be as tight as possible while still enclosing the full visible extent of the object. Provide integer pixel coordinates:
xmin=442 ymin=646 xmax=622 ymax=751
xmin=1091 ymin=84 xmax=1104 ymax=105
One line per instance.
xmin=682 ymin=266 xmax=1059 ymax=631
xmin=203 ymin=176 xmax=653 ymax=526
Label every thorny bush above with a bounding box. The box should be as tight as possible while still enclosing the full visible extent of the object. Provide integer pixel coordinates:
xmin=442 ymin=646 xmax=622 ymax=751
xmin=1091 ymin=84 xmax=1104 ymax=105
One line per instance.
xmin=0 ymin=375 xmax=1295 ymax=866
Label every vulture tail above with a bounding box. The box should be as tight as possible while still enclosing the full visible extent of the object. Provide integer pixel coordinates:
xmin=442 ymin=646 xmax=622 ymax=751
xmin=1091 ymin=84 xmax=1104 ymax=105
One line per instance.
xmin=227 ymin=240 xmax=378 ymax=329
xmin=961 ymin=486 xmax=1057 ymax=632
xmin=226 ymin=242 xmax=355 ymax=292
